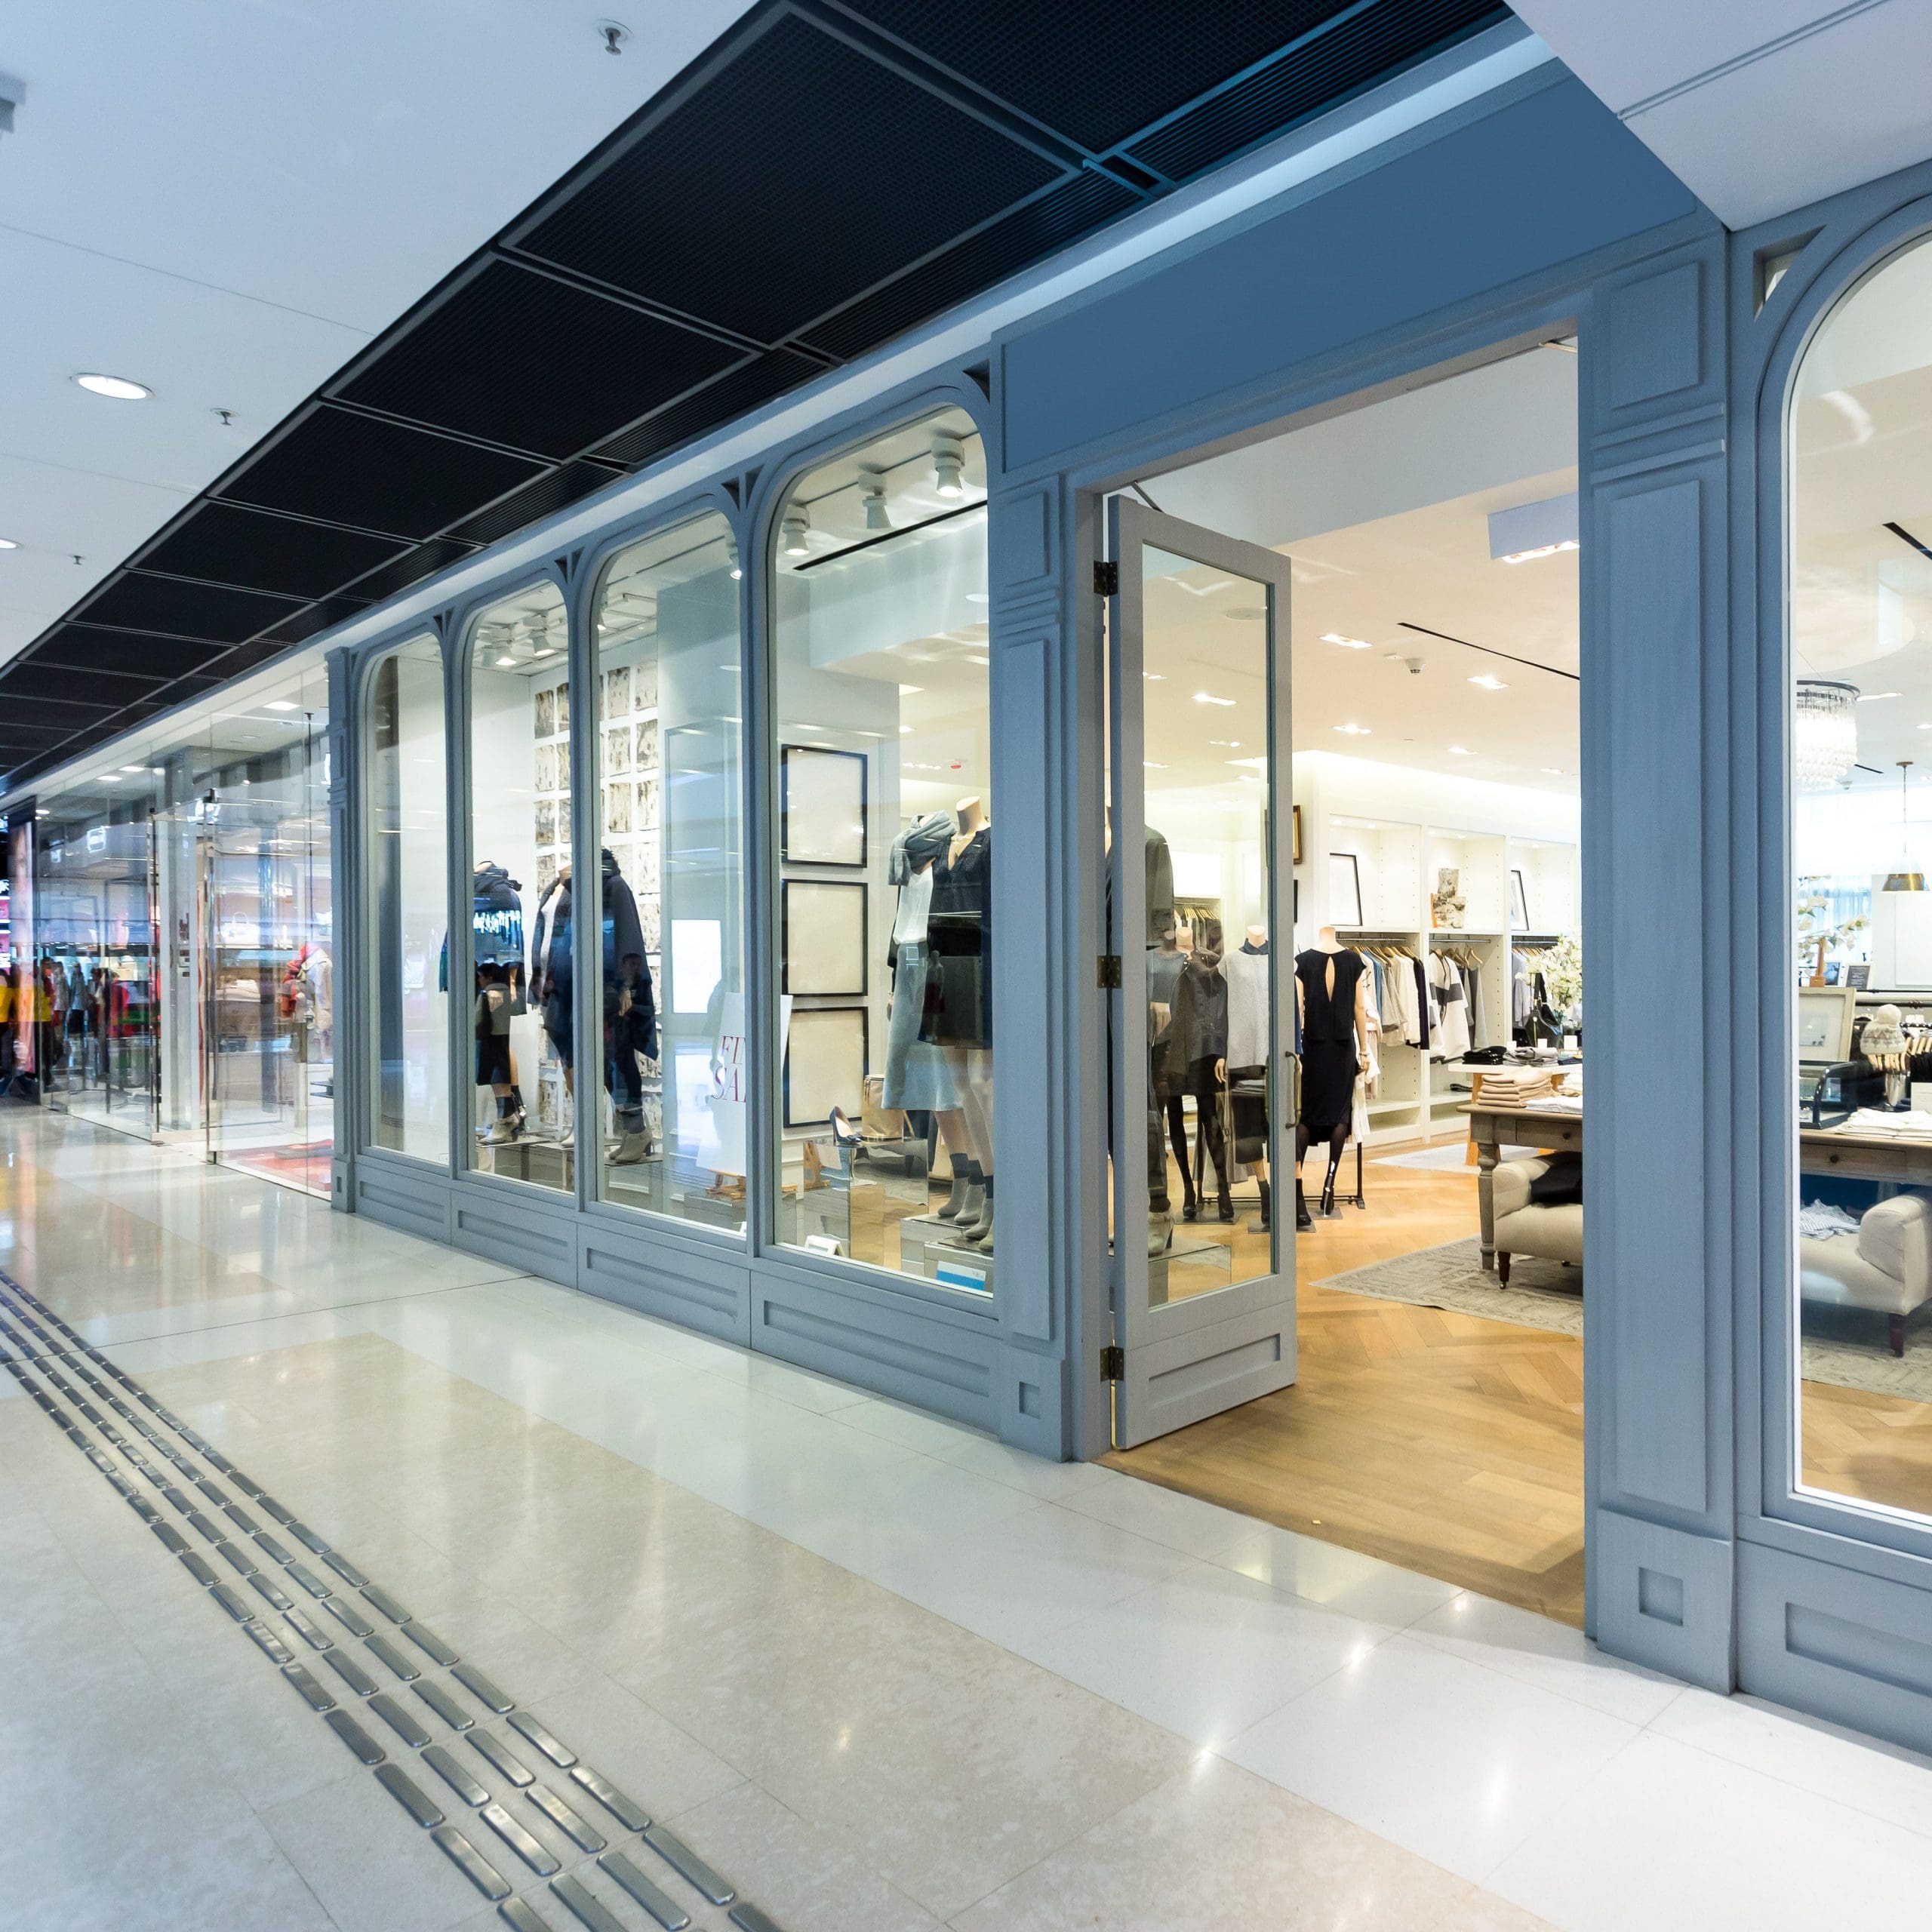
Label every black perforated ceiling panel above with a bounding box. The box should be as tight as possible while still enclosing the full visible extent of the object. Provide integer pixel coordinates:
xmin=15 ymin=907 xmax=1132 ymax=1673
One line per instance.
xmin=5 ymin=0 xmax=1508 ymax=787
xmin=512 ymin=14 xmax=1064 ymax=343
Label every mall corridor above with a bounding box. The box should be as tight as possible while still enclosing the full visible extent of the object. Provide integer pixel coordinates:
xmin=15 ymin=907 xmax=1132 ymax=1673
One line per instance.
xmin=2 ymin=1109 xmax=1930 ymax=1932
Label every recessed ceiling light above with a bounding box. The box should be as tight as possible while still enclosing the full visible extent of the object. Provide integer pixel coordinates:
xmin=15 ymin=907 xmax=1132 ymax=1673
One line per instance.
xmin=0 ymin=537 xmax=17 ymax=551
xmin=1860 ymin=691 xmax=1903 ymax=702
xmin=1143 ymin=761 xmax=1166 ymax=770
xmin=1209 ymin=739 xmax=1241 ymax=747
xmin=1448 ymin=745 xmax=1475 ymax=755
xmin=97 ymin=772 xmax=120 ymax=782
xmin=75 ymin=373 xmax=151 ymax=400
xmin=1541 ymin=767 xmax=1564 ymax=775
xmin=900 ymin=726 xmax=912 ymax=734
xmin=1469 ymin=674 xmax=1507 ymax=691
xmin=1143 ymin=672 xmax=1164 ymax=682
xmin=1224 ymin=606 xmax=1265 ymax=621
xmin=1319 ymin=632 xmax=1372 ymax=650
xmin=1334 ymin=723 xmax=1371 ymax=736
xmin=965 ymin=592 xmax=989 ymax=605
xmin=1194 ymin=691 xmax=1236 ymax=706
xmin=119 ymin=764 xmax=144 ymax=774
xmin=1498 ymin=539 xmax=1580 ymax=565
xmin=264 ymin=700 xmax=298 ymax=712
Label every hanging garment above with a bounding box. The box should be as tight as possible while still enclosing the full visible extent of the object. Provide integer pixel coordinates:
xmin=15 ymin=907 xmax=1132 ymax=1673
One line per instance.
xmin=1221 ymin=944 xmax=1269 ymax=1069
xmin=921 ymin=825 xmax=992 ymax=1049
xmin=1166 ymin=948 xmax=1229 ymax=1070
xmin=1297 ymin=946 xmax=1365 ymax=1134
xmin=883 ymin=859 xmax=960 ymax=1110
xmin=1411 ymin=955 xmax=1432 ymax=1051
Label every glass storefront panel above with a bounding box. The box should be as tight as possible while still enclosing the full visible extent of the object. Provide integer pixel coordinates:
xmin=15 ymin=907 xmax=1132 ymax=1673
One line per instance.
xmin=365 ymin=636 xmax=448 ymax=1164
xmin=769 ymin=408 xmax=992 ymax=1287
xmin=34 ymin=771 xmax=163 ymax=1133
xmin=1791 ymin=234 xmax=1932 ymax=1518
xmin=589 ymin=513 xmax=744 ymax=1231
xmin=466 ymin=580 xmax=571 ymax=1191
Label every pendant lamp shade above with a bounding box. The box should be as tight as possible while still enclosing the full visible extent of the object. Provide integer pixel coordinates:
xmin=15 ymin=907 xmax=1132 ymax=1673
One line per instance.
xmin=1886 ymin=760 xmax=1926 ymax=893
xmin=1795 ymin=678 xmax=1859 ymax=788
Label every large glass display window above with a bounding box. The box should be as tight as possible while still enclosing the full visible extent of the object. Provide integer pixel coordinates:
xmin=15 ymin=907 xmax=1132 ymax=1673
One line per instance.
xmin=466 ymin=581 xmax=571 ymax=1192
xmin=1789 ymin=233 xmax=1932 ymax=1523
xmin=768 ymin=407 xmax=993 ymax=1292
xmin=365 ymin=635 xmax=448 ymax=1163
xmin=588 ymin=512 xmax=745 ymax=1232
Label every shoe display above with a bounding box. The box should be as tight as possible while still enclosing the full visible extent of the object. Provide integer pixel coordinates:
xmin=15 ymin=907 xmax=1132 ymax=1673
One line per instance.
xmin=608 ymin=1130 xmax=650 ymax=1165
xmin=1294 ymin=1180 xmax=1312 ymax=1231
xmin=936 ymin=1166 xmax=973 ymax=1220
xmin=1147 ymin=1213 xmax=1174 ymax=1257
xmin=1217 ymin=1192 xmax=1235 ymax=1223
xmin=482 ymin=1118 xmax=517 ymax=1146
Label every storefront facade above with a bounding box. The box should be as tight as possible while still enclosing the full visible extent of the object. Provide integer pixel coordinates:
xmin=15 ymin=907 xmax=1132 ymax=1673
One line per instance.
xmin=15 ymin=45 xmax=1932 ymax=1752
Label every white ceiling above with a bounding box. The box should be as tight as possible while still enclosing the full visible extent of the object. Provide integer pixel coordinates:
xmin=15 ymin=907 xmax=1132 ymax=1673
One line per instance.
xmin=1147 ymin=346 xmax=1580 ymax=799
xmin=1509 ymin=0 xmax=1932 ymax=228
xmin=0 ymin=0 xmax=758 ymax=665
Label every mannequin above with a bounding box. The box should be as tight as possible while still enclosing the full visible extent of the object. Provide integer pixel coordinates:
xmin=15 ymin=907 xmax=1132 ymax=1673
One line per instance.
xmin=1147 ymin=914 xmax=1194 ymax=1220
xmin=1105 ymin=806 xmax=1181 ymax=1254
xmin=1294 ymin=924 xmax=1371 ymax=1228
xmin=1223 ymin=922 xmax=1272 ymax=1228
xmin=921 ymin=796 xmax=996 ymax=1248
xmin=1168 ymin=916 xmax=1235 ymax=1220
xmin=456 ymin=861 xmax=528 ymax=1143
xmin=883 ymin=810 xmax=971 ymax=1216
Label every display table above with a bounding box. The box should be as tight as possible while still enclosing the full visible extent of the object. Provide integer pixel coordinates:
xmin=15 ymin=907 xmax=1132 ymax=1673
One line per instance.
xmin=1799 ymin=1124 xmax=1932 ymax=1187
xmin=1463 ymin=1103 xmax=1583 ymax=1272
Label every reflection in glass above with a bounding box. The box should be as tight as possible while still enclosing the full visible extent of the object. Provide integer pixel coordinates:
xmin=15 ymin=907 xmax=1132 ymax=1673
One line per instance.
xmin=367 ymin=636 xmax=448 ymax=1161
xmin=1139 ymin=551 xmax=1277 ymax=1303
xmin=590 ymin=512 xmax=745 ymax=1232
xmin=1792 ymin=235 xmax=1932 ymax=1518
xmin=468 ymin=581 xmax=571 ymax=1192
xmin=771 ymin=408 xmax=992 ymax=1289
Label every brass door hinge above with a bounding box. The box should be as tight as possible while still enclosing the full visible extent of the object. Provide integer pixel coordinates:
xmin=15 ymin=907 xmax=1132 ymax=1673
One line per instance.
xmin=1097 ymin=954 xmax=1122 ymax=989
xmin=1100 ymin=1344 xmax=1124 ymax=1382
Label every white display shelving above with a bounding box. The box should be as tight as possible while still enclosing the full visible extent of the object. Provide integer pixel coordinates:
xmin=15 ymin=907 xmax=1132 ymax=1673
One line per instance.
xmin=1296 ymin=767 xmax=1579 ymax=1147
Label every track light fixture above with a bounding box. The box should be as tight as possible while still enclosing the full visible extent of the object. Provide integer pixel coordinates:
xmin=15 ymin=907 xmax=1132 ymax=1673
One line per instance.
xmin=859 ymin=469 xmax=891 ymax=532
xmin=782 ymin=506 xmax=812 ymax=558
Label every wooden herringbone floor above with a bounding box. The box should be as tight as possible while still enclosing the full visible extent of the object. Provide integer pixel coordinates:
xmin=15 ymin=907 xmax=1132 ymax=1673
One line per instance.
xmin=1108 ymin=1159 xmax=1590 ymax=1623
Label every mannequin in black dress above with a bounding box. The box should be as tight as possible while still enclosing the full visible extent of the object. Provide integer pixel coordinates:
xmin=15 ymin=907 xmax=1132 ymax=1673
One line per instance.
xmin=1294 ymin=925 xmax=1371 ymax=1228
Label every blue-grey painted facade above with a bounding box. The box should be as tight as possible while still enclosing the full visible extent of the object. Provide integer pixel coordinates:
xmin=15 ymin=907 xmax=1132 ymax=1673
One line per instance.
xmin=269 ymin=53 xmax=1932 ymax=1748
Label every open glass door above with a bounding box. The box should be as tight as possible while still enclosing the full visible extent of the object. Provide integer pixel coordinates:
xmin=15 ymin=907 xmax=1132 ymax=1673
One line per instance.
xmin=1106 ymin=499 xmax=1297 ymax=1446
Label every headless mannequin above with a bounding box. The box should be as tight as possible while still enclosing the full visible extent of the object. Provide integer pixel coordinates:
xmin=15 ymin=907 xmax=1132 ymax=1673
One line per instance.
xmin=943 ymin=795 xmax=997 ymax=1247
xmin=1239 ymin=921 xmax=1271 ymax=1226
xmin=1150 ymin=916 xmax=1195 ymax=1217
xmin=1294 ymin=924 xmax=1371 ymax=1229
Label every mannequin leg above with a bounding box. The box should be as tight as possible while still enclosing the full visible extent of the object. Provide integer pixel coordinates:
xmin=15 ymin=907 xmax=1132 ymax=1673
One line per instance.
xmin=1319 ymin=1121 xmax=1348 ymax=1215
xmin=955 ymin=1048 xmax=995 ymax=1247
xmin=934 ymin=1108 xmax=976 ymax=1219
xmin=1164 ymin=1092 xmax=1198 ymax=1218
xmin=1294 ymin=1121 xmax=1313 ymax=1230
xmin=1192 ymin=1059 xmax=1235 ymax=1220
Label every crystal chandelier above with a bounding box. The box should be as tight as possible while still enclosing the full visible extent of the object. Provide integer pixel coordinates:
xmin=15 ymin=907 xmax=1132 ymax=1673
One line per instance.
xmin=1794 ymin=678 xmax=1859 ymax=789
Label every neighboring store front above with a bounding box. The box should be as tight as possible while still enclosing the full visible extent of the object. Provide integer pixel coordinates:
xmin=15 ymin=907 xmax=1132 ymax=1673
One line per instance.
xmin=19 ymin=662 xmax=334 ymax=1195
xmin=20 ymin=51 xmax=1932 ymax=1753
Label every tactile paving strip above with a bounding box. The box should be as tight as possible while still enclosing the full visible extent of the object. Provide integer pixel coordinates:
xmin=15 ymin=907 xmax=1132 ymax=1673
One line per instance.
xmin=0 ymin=1270 xmax=789 ymax=1932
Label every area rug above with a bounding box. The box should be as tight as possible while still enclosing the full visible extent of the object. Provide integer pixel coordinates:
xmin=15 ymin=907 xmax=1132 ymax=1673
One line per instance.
xmin=1318 ymin=1237 xmax=1932 ymax=1402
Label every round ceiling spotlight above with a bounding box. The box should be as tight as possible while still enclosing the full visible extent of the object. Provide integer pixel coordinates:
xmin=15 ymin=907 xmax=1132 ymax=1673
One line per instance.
xmin=931 ymin=432 xmax=966 ymax=500
xmin=75 ymin=372 xmax=151 ymax=400
xmin=859 ymin=469 xmax=891 ymax=533
xmin=781 ymin=506 xmax=812 ymax=558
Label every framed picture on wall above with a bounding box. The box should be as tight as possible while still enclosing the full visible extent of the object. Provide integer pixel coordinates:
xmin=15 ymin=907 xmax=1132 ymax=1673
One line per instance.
xmin=783 ymin=1006 xmax=868 ymax=1127
xmin=781 ymin=745 xmax=868 ymax=869
xmin=1293 ymin=804 xmax=1303 ymax=865
xmin=783 ymin=881 xmax=868 ymax=997
xmin=1509 ymin=868 xmax=1530 ymax=931
xmin=1327 ymin=852 xmax=1362 ymax=928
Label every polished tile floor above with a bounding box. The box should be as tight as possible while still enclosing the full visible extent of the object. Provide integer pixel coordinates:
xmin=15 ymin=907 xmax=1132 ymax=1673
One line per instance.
xmin=7 ymin=1112 xmax=1932 ymax=1930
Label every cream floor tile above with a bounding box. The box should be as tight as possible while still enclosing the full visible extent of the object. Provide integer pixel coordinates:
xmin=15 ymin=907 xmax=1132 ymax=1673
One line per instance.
xmin=621 ymin=1559 xmax=1193 ymax=1919
xmin=1408 ymin=1589 xmax=1684 ymax=1726
xmin=1057 ymin=1464 xmax=1261 ymax=1558
xmin=952 ymin=1754 xmax=1484 ymax=1932
xmin=1222 ymin=1634 xmax=1641 ymax=1884
xmin=1214 ymin=1519 xmax=1466 ymax=1629
xmin=668 ymin=1781 xmax=942 ymax=1932
xmin=1015 ymin=1558 xmax=1395 ymax=1749
xmin=1487 ymin=1729 xmax=1932 ymax=1931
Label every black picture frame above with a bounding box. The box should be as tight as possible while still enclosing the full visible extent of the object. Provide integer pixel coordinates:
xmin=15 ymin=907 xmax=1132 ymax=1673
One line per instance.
xmin=1327 ymin=851 xmax=1362 ymax=928
xmin=780 ymin=744 xmax=868 ymax=869
xmin=1509 ymin=867 xmax=1531 ymax=932
xmin=782 ymin=1005 xmax=869 ymax=1128
xmin=781 ymin=880 xmax=869 ymax=997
